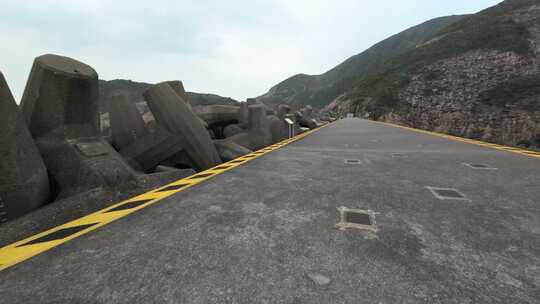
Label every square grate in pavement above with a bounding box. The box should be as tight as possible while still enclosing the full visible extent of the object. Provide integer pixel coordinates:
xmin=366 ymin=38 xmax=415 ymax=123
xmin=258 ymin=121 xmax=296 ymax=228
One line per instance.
xmin=345 ymin=212 xmax=371 ymax=225
xmin=426 ymin=186 xmax=468 ymax=201
xmin=344 ymin=159 xmax=362 ymax=165
xmin=463 ymin=163 xmax=498 ymax=170
xmin=336 ymin=207 xmax=377 ymax=232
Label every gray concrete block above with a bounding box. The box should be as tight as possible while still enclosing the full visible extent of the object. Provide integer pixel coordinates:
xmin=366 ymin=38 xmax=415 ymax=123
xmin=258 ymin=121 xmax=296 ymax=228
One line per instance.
xmin=164 ymin=80 xmax=190 ymax=105
xmin=248 ymin=104 xmax=272 ymax=150
xmin=154 ymin=165 xmax=180 ymax=173
xmin=20 ymin=54 xmax=138 ymax=198
xmin=223 ymin=124 xmax=244 ymax=138
xmin=226 ymin=132 xmax=251 ymax=150
xmin=214 ymin=139 xmax=252 ymax=162
xmin=109 ymin=94 xmax=148 ymax=150
xmin=144 ymin=82 xmax=222 ymax=171
xmin=238 ymin=102 xmax=249 ymax=128
xmin=268 ymin=115 xmax=287 ymax=143
xmin=21 ymin=54 xmax=100 ymax=139
xmin=295 ymin=110 xmax=317 ymax=129
xmin=193 ymin=105 xmax=240 ymax=127
xmin=302 ymin=105 xmax=314 ymax=119
xmin=119 ymin=126 xmax=185 ymax=172
xmin=277 ymin=104 xmax=291 ymax=120
xmin=37 ymin=136 xmax=138 ymax=199
xmin=0 ymin=71 xmax=50 ymax=221
xmin=164 ymin=80 xmax=208 ymax=129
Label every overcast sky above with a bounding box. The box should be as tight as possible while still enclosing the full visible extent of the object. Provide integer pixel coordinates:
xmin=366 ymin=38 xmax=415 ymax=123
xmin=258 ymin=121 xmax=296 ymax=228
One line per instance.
xmin=1 ymin=0 xmax=501 ymax=102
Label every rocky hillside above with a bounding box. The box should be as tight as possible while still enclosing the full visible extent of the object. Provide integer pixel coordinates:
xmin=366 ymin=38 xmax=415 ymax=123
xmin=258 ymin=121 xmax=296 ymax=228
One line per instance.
xmin=324 ymin=0 xmax=540 ymax=148
xmin=257 ymin=15 xmax=467 ymax=108
xmin=99 ymin=79 xmax=238 ymax=113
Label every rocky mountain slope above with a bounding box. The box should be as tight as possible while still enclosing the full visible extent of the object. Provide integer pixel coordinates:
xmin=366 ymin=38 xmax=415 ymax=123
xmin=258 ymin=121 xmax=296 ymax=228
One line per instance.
xmin=324 ymin=0 xmax=540 ymax=148
xmin=99 ymin=79 xmax=238 ymax=113
xmin=257 ymin=15 xmax=467 ymax=108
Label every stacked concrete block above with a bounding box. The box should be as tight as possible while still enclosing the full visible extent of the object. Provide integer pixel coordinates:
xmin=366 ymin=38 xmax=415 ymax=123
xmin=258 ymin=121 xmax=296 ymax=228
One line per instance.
xmin=36 ymin=137 xmax=138 ymax=198
xmin=164 ymin=80 xmax=208 ymax=129
xmin=238 ymin=102 xmax=249 ymax=128
xmin=264 ymin=105 xmax=275 ymax=115
xmin=277 ymin=104 xmax=291 ymax=120
xmin=214 ymin=140 xmax=252 ymax=162
xmin=302 ymin=105 xmax=314 ymax=119
xmin=268 ymin=115 xmax=287 ymax=143
xmin=21 ymin=54 xmax=100 ymax=139
xmin=295 ymin=110 xmax=317 ymax=130
xmin=223 ymin=124 xmax=244 ymax=138
xmin=164 ymin=80 xmax=190 ymax=105
xmin=20 ymin=54 xmax=138 ymax=199
xmin=193 ymin=105 xmax=240 ymax=127
xmin=144 ymin=82 xmax=222 ymax=171
xmin=248 ymin=104 xmax=272 ymax=150
xmin=109 ymin=93 xmax=148 ymax=150
xmin=119 ymin=126 xmax=185 ymax=172
xmin=226 ymin=132 xmax=251 ymax=150
xmin=0 ymin=71 xmax=50 ymax=221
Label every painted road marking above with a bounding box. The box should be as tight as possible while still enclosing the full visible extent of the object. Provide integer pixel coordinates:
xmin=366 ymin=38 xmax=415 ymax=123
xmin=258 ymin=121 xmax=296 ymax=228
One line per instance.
xmin=104 ymin=199 xmax=155 ymax=213
xmin=0 ymin=123 xmax=330 ymax=272
xmin=373 ymin=120 xmax=540 ymax=160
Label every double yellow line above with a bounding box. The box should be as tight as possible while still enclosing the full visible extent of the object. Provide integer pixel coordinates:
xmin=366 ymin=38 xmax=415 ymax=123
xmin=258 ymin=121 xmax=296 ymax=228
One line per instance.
xmin=0 ymin=124 xmax=329 ymax=272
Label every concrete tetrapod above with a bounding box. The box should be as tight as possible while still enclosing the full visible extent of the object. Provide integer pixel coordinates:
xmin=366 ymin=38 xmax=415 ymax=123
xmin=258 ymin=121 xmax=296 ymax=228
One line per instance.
xmin=21 ymin=54 xmax=100 ymax=139
xmin=268 ymin=115 xmax=287 ymax=143
xmin=20 ymin=54 xmax=138 ymax=199
xmin=0 ymin=71 xmax=50 ymax=221
xmin=119 ymin=126 xmax=185 ymax=172
xmin=277 ymin=104 xmax=291 ymax=120
xmin=248 ymin=104 xmax=272 ymax=150
xmin=213 ymin=139 xmax=253 ymax=162
xmin=295 ymin=111 xmax=317 ymax=130
xmin=164 ymin=80 xmax=208 ymax=129
xmin=164 ymin=80 xmax=190 ymax=105
xmin=238 ymin=102 xmax=249 ymax=128
xmin=144 ymin=82 xmax=222 ymax=171
xmin=223 ymin=124 xmax=244 ymax=138
xmin=193 ymin=105 xmax=240 ymax=127
xmin=109 ymin=93 xmax=149 ymax=150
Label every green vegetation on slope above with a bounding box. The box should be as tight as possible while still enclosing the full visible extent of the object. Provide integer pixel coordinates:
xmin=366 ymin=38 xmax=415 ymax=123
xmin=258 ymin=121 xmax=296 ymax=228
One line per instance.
xmin=350 ymin=3 xmax=533 ymax=116
xmin=479 ymin=74 xmax=540 ymax=111
xmin=259 ymin=15 xmax=467 ymax=107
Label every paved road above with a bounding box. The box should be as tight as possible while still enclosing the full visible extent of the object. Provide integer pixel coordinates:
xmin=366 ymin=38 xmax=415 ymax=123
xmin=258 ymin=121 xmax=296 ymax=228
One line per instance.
xmin=1 ymin=118 xmax=539 ymax=303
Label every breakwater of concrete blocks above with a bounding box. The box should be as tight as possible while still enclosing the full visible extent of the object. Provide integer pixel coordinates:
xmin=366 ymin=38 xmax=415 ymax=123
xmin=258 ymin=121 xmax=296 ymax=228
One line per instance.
xmin=0 ymin=53 xmax=323 ymax=226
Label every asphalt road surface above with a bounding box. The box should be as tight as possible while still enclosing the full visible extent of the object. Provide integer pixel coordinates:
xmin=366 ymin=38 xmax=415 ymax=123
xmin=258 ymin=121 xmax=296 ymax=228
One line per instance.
xmin=1 ymin=118 xmax=539 ymax=304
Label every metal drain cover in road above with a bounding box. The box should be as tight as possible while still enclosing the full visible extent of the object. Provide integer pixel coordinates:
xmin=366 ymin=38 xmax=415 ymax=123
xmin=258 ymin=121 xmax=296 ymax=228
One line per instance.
xmin=336 ymin=207 xmax=377 ymax=232
xmin=463 ymin=163 xmax=498 ymax=170
xmin=344 ymin=159 xmax=362 ymax=165
xmin=426 ymin=186 xmax=468 ymax=201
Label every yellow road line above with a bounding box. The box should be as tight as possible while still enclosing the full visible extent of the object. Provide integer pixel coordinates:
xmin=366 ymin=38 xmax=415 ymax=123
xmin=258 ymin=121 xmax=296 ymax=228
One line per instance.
xmin=0 ymin=123 xmax=330 ymax=272
xmin=372 ymin=120 xmax=540 ymax=159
